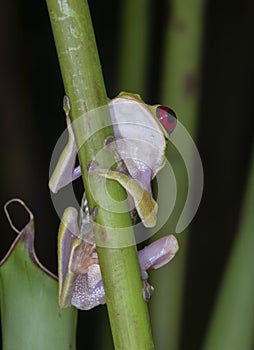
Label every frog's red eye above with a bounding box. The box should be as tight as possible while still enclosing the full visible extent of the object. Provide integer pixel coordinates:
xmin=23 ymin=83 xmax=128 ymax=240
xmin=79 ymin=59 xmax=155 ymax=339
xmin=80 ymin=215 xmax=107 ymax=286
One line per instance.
xmin=156 ymin=106 xmax=177 ymax=134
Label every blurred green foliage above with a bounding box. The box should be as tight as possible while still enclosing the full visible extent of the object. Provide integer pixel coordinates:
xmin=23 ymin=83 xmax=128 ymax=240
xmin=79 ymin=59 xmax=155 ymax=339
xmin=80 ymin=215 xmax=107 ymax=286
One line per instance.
xmin=0 ymin=0 xmax=253 ymax=349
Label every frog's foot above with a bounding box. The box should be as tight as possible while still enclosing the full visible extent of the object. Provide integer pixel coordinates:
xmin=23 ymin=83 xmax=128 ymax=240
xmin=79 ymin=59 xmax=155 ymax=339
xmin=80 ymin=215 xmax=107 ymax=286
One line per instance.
xmin=80 ymin=193 xmax=98 ymax=221
xmin=79 ymin=192 xmax=97 ymax=243
xmin=141 ymin=270 xmax=155 ymax=301
xmin=87 ymin=161 xmax=158 ymax=228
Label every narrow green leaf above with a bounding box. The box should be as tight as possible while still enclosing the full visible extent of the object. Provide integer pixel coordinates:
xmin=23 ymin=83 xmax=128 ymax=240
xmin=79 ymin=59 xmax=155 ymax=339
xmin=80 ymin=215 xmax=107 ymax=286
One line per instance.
xmin=203 ymin=147 xmax=254 ymax=350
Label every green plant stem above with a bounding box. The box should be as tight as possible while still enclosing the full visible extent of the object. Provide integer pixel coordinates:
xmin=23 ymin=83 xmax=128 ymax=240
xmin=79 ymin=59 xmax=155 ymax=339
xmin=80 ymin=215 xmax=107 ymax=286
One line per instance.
xmin=150 ymin=1 xmax=204 ymax=349
xmin=117 ymin=0 xmax=149 ymax=93
xmin=203 ymin=146 xmax=254 ymax=350
xmin=45 ymin=0 xmax=154 ymax=348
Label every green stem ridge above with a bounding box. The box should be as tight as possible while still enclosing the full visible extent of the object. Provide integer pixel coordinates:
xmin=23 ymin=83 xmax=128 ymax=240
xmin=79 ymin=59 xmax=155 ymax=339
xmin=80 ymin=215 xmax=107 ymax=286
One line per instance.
xmin=46 ymin=0 xmax=154 ymax=348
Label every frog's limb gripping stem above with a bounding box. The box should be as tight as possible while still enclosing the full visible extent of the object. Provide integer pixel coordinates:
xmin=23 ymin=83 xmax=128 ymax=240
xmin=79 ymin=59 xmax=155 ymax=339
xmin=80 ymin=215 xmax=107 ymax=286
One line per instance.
xmin=49 ymin=96 xmax=78 ymax=193
xmin=87 ymin=161 xmax=158 ymax=228
xmin=60 ymin=204 xmax=178 ymax=309
xmin=71 ymin=135 xmax=118 ymax=183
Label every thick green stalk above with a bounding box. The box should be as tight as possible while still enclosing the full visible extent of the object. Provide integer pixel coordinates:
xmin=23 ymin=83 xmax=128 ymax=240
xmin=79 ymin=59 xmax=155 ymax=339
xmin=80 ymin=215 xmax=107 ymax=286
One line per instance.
xmin=45 ymin=0 xmax=154 ymax=348
xmin=203 ymin=147 xmax=254 ymax=350
xmin=150 ymin=1 xmax=204 ymax=349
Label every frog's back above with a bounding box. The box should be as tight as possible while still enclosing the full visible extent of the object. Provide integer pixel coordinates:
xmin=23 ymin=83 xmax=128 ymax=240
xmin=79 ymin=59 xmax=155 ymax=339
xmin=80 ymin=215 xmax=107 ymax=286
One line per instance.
xmin=109 ymin=96 xmax=166 ymax=178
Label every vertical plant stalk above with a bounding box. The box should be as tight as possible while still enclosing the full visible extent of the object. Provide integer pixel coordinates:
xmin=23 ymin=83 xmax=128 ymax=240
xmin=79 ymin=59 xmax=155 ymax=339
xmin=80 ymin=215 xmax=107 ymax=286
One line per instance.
xmin=45 ymin=0 xmax=154 ymax=348
xmin=151 ymin=1 xmax=205 ymax=349
xmin=203 ymin=147 xmax=254 ymax=350
xmin=117 ymin=0 xmax=150 ymax=93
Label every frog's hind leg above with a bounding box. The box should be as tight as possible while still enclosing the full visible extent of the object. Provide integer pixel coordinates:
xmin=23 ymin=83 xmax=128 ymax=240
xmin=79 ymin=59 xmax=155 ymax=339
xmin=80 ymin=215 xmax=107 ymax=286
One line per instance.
xmin=137 ymin=235 xmax=179 ymax=301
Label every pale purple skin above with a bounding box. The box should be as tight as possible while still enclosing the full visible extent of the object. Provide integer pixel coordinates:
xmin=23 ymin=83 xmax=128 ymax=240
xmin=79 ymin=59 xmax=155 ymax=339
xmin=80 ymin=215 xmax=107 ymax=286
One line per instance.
xmin=59 ymin=203 xmax=178 ymax=310
xmin=58 ymin=148 xmax=178 ymax=309
xmin=72 ymin=165 xmax=82 ymax=181
xmin=62 ymin=230 xmax=178 ymax=310
xmin=138 ymin=235 xmax=178 ymax=271
xmin=51 ymin=97 xmax=179 ymax=309
xmin=135 ymin=167 xmax=153 ymax=195
xmin=54 ymin=139 xmax=179 ymax=309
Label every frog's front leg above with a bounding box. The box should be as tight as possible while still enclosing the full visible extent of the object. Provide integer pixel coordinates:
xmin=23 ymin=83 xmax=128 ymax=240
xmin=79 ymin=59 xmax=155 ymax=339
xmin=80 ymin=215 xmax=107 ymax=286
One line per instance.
xmin=88 ymin=161 xmax=158 ymax=228
xmin=49 ymin=96 xmax=81 ymax=193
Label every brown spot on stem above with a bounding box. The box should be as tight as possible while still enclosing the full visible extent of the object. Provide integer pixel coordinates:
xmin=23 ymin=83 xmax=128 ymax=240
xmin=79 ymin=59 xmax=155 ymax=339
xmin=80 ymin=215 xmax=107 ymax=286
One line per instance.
xmin=184 ymin=73 xmax=197 ymax=97
xmin=174 ymin=18 xmax=187 ymax=33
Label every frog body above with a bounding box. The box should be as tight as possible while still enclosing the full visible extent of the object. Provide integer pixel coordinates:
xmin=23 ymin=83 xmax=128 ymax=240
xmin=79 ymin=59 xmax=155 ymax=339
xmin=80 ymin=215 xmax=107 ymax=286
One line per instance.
xmin=49 ymin=92 xmax=178 ymax=310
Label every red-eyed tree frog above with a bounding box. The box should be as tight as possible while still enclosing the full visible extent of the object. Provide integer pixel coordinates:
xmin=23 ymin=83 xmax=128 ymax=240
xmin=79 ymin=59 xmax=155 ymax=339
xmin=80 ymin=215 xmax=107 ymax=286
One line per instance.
xmin=49 ymin=92 xmax=178 ymax=310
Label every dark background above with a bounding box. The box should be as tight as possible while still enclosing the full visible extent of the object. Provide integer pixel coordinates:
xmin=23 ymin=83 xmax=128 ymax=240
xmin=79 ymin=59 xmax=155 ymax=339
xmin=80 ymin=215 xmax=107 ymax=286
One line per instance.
xmin=0 ymin=1 xmax=253 ymax=349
